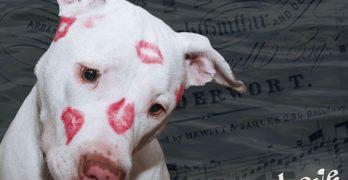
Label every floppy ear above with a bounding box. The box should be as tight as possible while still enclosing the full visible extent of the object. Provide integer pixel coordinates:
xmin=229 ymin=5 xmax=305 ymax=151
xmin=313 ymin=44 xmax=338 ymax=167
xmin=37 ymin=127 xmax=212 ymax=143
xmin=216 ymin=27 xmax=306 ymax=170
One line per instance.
xmin=0 ymin=85 xmax=44 ymax=179
xmin=178 ymin=32 xmax=246 ymax=93
xmin=57 ymin=0 xmax=106 ymax=16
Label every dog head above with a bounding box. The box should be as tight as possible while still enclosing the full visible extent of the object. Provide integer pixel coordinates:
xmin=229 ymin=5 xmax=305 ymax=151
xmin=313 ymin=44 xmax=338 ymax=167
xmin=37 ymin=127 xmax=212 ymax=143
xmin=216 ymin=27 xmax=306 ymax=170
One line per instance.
xmin=34 ymin=0 xmax=246 ymax=179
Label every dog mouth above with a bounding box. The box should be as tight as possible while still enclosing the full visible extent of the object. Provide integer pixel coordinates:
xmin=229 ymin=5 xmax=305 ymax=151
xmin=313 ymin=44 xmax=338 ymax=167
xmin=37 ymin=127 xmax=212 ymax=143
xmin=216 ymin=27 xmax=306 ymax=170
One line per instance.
xmin=78 ymin=153 xmax=126 ymax=180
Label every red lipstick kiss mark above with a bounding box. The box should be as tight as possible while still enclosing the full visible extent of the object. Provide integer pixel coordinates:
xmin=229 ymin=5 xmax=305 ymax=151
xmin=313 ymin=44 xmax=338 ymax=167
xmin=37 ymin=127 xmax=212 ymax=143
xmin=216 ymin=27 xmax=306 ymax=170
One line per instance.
xmin=107 ymin=98 xmax=135 ymax=134
xmin=61 ymin=107 xmax=84 ymax=145
xmin=54 ymin=16 xmax=76 ymax=42
xmin=136 ymin=40 xmax=164 ymax=64
xmin=175 ymin=82 xmax=186 ymax=105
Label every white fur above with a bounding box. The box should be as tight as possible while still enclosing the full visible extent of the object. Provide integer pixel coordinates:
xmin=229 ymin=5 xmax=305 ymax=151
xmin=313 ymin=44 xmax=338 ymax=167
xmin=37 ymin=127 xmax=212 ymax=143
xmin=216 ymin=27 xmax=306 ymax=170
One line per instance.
xmin=0 ymin=0 xmax=246 ymax=179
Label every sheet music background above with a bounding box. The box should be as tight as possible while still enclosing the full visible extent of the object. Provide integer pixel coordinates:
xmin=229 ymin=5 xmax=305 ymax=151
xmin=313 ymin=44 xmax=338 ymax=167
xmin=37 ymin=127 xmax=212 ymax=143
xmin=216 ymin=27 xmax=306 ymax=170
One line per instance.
xmin=0 ymin=0 xmax=347 ymax=179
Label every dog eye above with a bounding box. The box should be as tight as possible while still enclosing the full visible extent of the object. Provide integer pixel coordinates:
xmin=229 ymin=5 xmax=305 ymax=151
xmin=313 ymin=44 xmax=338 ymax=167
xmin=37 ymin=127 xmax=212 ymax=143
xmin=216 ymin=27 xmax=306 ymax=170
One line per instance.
xmin=149 ymin=104 xmax=166 ymax=116
xmin=81 ymin=67 xmax=99 ymax=82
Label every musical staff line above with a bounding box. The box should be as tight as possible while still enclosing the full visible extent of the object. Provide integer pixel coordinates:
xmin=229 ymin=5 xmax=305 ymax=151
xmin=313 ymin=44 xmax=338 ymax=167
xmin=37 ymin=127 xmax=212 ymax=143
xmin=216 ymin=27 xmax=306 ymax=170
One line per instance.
xmin=168 ymin=137 xmax=348 ymax=180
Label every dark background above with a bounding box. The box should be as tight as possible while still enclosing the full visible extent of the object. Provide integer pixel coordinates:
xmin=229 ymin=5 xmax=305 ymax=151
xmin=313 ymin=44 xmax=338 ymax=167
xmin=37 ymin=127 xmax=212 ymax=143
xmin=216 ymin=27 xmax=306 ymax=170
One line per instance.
xmin=0 ymin=0 xmax=347 ymax=179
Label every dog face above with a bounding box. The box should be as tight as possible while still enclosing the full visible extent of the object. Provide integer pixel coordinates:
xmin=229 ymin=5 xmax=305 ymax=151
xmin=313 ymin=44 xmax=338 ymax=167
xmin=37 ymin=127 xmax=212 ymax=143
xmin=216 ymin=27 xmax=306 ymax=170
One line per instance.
xmin=34 ymin=0 xmax=246 ymax=179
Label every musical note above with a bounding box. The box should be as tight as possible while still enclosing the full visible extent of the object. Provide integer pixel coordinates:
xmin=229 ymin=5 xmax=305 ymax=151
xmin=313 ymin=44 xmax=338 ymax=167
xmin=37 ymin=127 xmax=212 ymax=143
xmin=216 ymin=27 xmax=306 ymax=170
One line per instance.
xmin=203 ymin=164 xmax=209 ymax=180
xmin=209 ymin=160 xmax=222 ymax=167
xmin=268 ymin=145 xmax=273 ymax=153
xmin=334 ymin=120 xmax=348 ymax=139
xmin=309 ymin=129 xmax=324 ymax=142
xmin=167 ymin=163 xmax=179 ymax=180
xmin=297 ymin=140 xmax=304 ymax=150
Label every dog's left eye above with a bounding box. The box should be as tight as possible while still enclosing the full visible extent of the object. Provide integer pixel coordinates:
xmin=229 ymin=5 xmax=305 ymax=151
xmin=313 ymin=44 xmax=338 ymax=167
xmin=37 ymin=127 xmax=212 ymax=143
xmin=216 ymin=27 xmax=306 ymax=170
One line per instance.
xmin=81 ymin=67 xmax=99 ymax=82
xmin=149 ymin=104 xmax=166 ymax=116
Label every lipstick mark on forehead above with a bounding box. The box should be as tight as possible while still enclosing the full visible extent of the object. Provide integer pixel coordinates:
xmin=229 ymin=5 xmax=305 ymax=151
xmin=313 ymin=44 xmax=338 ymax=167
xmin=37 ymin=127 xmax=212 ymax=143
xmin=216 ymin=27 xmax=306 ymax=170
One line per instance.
xmin=175 ymin=82 xmax=186 ymax=105
xmin=136 ymin=40 xmax=164 ymax=64
xmin=61 ymin=107 xmax=84 ymax=145
xmin=54 ymin=16 xmax=76 ymax=42
xmin=107 ymin=98 xmax=135 ymax=134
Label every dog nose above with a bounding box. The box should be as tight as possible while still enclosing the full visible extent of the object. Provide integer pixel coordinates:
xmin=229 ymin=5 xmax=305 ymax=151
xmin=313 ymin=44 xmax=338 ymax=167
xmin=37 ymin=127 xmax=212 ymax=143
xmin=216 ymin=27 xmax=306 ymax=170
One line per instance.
xmin=79 ymin=154 xmax=125 ymax=180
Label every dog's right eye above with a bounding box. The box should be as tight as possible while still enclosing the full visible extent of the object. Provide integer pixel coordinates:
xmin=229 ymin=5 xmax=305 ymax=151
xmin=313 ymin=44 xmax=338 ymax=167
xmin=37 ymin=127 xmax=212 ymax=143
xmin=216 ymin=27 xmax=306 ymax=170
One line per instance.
xmin=81 ymin=67 xmax=99 ymax=82
xmin=149 ymin=103 xmax=166 ymax=116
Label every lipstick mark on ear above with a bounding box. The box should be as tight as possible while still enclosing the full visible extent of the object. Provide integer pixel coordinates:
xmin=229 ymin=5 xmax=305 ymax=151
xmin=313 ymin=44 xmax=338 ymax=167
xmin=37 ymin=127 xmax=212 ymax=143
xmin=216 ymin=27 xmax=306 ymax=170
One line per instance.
xmin=61 ymin=107 xmax=84 ymax=144
xmin=107 ymin=98 xmax=135 ymax=134
xmin=136 ymin=40 xmax=164 ymax=64
xmin=54 ymin=16 xmax=76 ymax=42
xmin=175 ymin=82 xmax=186 ymax=105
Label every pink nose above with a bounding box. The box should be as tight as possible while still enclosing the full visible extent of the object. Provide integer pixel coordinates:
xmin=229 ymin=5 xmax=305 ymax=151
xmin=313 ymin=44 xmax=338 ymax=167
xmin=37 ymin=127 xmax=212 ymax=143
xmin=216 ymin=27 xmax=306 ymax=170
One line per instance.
xmin=79 ymin=154 xmax=125 ymax=180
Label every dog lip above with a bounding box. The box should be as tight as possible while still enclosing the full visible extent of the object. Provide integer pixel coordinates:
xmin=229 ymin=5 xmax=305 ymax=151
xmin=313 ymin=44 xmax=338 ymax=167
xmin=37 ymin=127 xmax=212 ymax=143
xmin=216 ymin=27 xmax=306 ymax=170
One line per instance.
xmin=78 ymin=153 xmax=126 ymax=180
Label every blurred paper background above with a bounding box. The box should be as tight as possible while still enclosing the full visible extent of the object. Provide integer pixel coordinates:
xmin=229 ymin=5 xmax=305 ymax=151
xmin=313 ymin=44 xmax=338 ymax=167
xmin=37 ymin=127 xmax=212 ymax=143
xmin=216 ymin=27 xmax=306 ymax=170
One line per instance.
xmin=0 ymin=0 xmax=347 ymax=179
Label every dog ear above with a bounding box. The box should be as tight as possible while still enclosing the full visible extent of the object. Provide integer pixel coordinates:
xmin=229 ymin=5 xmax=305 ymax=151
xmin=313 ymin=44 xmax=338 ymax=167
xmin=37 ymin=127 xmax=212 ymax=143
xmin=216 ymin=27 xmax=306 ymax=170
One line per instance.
xmin=178 ymin=32 xmax=246 ymax=93
xmin=0 ymin=85 xmax=44 ymax=179
xmin=57 ymin=0 xmax=106 ymax=16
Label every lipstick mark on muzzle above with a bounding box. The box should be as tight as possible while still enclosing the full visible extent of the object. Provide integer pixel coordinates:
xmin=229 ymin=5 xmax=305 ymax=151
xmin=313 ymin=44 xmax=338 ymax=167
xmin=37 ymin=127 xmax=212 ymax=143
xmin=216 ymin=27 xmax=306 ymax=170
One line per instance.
xmin=61 ymin=107 xmax=84 ymax=144
xmin=107 ymin=98 xmax=135 ymax=134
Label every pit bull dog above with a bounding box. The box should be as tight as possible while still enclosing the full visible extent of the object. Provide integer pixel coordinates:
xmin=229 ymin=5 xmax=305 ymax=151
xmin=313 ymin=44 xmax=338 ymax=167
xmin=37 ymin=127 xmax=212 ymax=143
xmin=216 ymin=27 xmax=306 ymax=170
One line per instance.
xmin=0 ymin=0 xmax=246 ymax=179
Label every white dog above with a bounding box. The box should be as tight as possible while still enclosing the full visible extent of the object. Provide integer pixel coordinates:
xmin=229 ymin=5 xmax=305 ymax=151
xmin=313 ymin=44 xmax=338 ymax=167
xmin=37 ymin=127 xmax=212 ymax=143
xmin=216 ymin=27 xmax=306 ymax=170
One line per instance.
xmin=0 ymin=0 xmax=246 ymax=179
